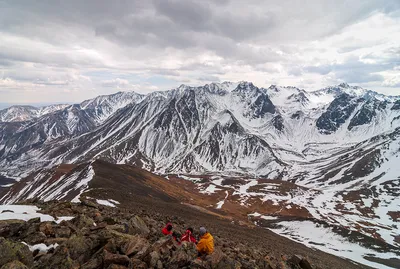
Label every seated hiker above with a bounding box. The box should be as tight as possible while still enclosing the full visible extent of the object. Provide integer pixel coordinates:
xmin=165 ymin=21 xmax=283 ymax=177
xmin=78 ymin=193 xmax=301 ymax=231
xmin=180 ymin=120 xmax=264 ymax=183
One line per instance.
xmin=162 ymin=222 xmax=173 ymax=235
xmin=181 ymin=227 xmax=197 ymax=243
xmin=196 ymin=227 xmax=214 ymax=256
xmin=162 ymin=222 xmax=180 ymax=242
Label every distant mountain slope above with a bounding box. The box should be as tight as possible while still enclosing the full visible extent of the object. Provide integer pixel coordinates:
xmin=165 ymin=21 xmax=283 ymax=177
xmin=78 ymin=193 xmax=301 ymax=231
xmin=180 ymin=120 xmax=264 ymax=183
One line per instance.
xmin=0 ymin=104 xmax=69 ymax=122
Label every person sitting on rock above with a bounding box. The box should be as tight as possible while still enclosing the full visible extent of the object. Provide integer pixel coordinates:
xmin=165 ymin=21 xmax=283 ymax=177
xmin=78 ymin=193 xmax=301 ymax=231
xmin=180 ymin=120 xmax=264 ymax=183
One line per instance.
xmin=196 ymin=227 xmax=214 ymax=256
xmin=180 ymin=227 xmax=197 ymax=244
xmin=162 ymin=222 xmax=180 ymax=242
xmin=162 ymin=222 xmax=173 ymax=236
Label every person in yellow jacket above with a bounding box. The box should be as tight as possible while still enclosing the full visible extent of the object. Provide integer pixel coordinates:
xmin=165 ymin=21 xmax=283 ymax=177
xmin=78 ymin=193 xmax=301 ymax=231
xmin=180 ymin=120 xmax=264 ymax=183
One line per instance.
xmin=196 ymin=227 xmax=214 ymax=256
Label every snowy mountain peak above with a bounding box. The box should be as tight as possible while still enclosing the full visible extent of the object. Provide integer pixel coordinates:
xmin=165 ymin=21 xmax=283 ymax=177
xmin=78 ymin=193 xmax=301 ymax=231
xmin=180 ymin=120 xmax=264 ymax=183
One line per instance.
xmin=267 ymin=85 xmax=280 ymax=92
xmin=316 ymin=83 xmax=368 ymax=97
xmin=338 ymin=82 xmax=350 ymax=88
xmin=0 ymin=104 xmax=69 ymax=122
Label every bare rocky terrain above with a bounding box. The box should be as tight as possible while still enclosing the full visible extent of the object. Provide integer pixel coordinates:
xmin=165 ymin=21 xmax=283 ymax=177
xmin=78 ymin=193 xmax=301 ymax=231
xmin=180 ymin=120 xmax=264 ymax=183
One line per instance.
xmin=0 ymin=197 xmax=370 ymax=269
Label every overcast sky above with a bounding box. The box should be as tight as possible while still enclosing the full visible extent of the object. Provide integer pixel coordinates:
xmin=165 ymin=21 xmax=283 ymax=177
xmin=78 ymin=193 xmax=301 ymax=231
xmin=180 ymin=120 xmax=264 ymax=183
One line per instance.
xmin=0 ymin=0 xmax=399 ymax=104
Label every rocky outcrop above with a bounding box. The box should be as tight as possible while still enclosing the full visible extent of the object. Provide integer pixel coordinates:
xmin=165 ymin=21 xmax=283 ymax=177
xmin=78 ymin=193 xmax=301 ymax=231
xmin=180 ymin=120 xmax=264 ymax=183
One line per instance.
xmin=316 ymin=94 xmax=360 ymax=134
xmin=0 ymin=237 xmax=33 ymax=268
xmin=0 ymin=201 xmax=325 ymax=269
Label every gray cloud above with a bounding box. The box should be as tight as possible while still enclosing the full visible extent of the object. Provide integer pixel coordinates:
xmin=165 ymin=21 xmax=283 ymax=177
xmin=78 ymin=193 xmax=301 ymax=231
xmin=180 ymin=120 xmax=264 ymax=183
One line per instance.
xmin=1 ymin=0 xmax=400 ymax=103
xmin=197 ymin=75 xmax=220 ymax=82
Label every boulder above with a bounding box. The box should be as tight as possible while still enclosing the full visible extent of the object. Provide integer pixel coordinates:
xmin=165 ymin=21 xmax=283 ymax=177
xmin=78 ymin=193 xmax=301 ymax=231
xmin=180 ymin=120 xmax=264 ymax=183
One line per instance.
xmin=205 ymin=248 xmax=225 ymax=267
xmin=128 ymin=216 xmax=150 ymax=236
xmin=80 ymin=198 xmax=99 ymax=209
xmin=103 ymin=249 xmax=130 ymax=268
xmin=130 ymin=258 xmax=148 ymax=269
xmin=23 ymin=232 xmax=47 ymax=245
xmin=81 ymin=255 xmax=103 ymax=269
xmin=39 ymin=222 xmax=55 ymax=237
xmin=38 ymin=246 xmax=78 ymax=269
xmin=71 ymin=215 xmax=95 ymax=230
xmin=54 ymin=226 xmax=71 ymax=238
xmin=145 ymin=251 xmax=161 ymax=268
xmin=107 ymin=224 xmax=126 ymax=233
xmin=287 ymin=254 xmax=313 ymax=269
xmin=299 ymin=258 xmax=313 ymax=269
xmin=0 ymin=237 xmax=33 ymax=268
xmin=121 ymin=235 xmax=150 ymax=257
xmin=103 ymin=217 xmax=118 ymax=225
xmin=46 ymin=201 xmax=74 ymax=216
xmin=27 ymin=217 xmax=41 ymax=225
xmin=167 ymin=244 xmax=197 ymax=268
xmin=0 ymin=261 xmax=28 ymax=269
xmin=0 ymin=220 xmax=24 ymax=237
xmin=62 ymin=235 xmax=100 ymax=265
xmin=151 ymin=236 xmax=177 ymax=254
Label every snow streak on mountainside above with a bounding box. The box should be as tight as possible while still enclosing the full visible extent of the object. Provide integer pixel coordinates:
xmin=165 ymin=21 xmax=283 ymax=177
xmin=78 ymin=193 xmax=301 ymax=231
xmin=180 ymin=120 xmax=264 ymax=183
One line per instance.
xmin=0 ymin=163 xmax=94 ymax=204
xmin=0 ymin=81 xmax=399 ymax=249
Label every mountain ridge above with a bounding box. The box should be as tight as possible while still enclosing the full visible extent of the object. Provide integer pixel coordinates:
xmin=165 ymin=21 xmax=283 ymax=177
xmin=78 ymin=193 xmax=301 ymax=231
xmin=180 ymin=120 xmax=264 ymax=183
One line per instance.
xmin=0 ymin=81 xmax=399 ymax=262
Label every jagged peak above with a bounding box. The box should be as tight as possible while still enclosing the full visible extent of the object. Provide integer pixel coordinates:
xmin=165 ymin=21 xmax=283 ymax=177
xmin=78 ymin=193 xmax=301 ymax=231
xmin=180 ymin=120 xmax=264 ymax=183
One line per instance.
xmin=338 ymin=82 xmax=350 ymax=88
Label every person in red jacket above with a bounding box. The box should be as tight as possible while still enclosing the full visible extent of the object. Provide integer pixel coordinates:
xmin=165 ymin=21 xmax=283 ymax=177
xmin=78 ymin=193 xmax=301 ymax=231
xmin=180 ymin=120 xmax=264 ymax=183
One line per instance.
xmin=162 ymin=222 xmax=180 ymax=242
xmin=180 ymin=227 xmax=197 ymax=243
xmin=162 ymin=222 xmax=173 ymax=236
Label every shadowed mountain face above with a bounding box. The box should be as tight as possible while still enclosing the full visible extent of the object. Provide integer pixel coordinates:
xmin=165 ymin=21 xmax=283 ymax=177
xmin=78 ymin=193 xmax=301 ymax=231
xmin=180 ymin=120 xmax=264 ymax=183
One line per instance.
xmin=316 ymin=94 xmax=360 ymax=134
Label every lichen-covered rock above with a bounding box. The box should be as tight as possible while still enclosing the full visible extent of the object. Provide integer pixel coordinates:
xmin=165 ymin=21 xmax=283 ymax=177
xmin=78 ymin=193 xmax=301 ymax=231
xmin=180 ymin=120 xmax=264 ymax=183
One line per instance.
xmin=0 ymin=260 xmax=28 ymax=269
xmin=0 ymin=220 xmax=24 ymax=237
xmin=64 ymin=235 xmax=99 ymax=264
xmin=121 ymin=235 xmax=150 ymax=257
xmin=54 ymin=226 xmax=71 ymax=238
xmin=167 ymin=242 xmax=197 ymax=268
xmin=0 ymin=237 xmax=33 ymax=268
xmin=71 ymin=215 xmax=95 ymax=230
xmin=128 ymin=216 xmax=150 ymax=236
xmin=145 ymin=251 xmax=161 ymax=268
xmin=35 ymin=246 xmax=78 ymax=269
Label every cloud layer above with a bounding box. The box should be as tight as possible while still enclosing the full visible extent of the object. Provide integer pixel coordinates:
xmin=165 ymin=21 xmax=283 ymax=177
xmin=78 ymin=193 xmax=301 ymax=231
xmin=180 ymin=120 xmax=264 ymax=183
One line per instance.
xmin=1 ymin=0 xmax=400 ymax=104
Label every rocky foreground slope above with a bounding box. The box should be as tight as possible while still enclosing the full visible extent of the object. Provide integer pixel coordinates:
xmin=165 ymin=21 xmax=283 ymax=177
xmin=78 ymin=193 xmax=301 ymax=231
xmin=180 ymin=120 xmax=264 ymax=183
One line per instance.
xmin=1 ymin=160 xmax=398 ymax=268
xmin=0 ymin=199 xmax=367 ymax=269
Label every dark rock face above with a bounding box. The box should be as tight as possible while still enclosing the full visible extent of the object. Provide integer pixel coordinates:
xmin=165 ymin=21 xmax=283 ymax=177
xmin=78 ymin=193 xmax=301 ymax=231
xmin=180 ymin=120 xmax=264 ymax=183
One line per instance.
xmin=251 ymin=94 xmax=276 ymax=117
xmin=291 ymin=111 xmax=302 ymax=120
xmin=272 ymin=115 xmax=284 ymax=132
xmin=348 ymin=100 xmax=386 ymax=130
xmin=316 ymin=94 xmax=359 ymax=134
xmin=287 ymin=92 xmax=310 ymax=106
xmin=391 ymin=99 xmax=400 ymax=110
xmin=232 ymin=82 xmax=276 ymax=117
xmin=176 ymin=89 xmax=200 ymax=132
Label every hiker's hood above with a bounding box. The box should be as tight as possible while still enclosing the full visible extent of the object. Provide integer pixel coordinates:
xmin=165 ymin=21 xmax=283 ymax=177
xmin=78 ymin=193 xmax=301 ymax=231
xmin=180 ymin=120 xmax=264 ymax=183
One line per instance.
xmin=201 ymin=232 xmax=213 ymax=240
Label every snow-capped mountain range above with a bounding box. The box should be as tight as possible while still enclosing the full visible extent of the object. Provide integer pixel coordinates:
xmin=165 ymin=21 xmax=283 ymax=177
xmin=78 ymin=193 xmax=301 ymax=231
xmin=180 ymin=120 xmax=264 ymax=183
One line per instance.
xmin=0 ymin=104 xmax=70 ymax=122
xmin=0 ymin=81 xmax=399 ymax=252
